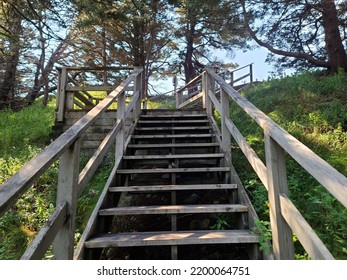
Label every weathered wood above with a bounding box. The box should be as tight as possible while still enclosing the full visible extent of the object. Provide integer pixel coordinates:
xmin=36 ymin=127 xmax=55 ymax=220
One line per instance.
xmin=131 ymin=134 xmax=214 ymax=139
xmin=138 ymin=119 xmax=209 ymax=124
xmin=124 ymin=90 xmax=140 ymax=119
xmin=57 ymin=67 xmax=67 ymax=122
xmin=21 ymin=203 xmax=68 ymax=260
xmin=115 ymin=92 xmax=126 ymax=167
xmin=178 ymin=92 xmax=203 ymax=109
xmin=99 ymin=204 xmax=248 ymax=216
xmin=85 ymin=230 xmax=259 ymax=248
xmin=117 ymin=167 xmax=230 ymax=174
xmin=208 ymin=89 xmax=222 ymax=113
xmin=53 ymin=138 xmax=81 ymax=260
xmin=205 ymin=67 xmax=347 ymax=208
xmin=221 ymin=88 xmax=231 ymax=160
xmin=140 ymin=114 xmax=207 ymax=118
xmin=109 ymin=183 xmax=237 ymax=192
xmin=78 ymin=121 xmax=121 ymax=196
xmin=66 ymin=85 xmax=116 ymax=92
xmin=265 ymin=133 xmax=294 ymax=260
xmin=225 ymin=117 xmax=268 ymax=190
xmin=127 ymin=143 xmax=219 ymax=149
xmin=57 ymin=66 xmax=133 ymax=71
xmin=280 ymin=194 xmax=334 ymax=260
xmin=73 ymin=91 xmax=95 ymax=107
xmin=123 ymin=153 xmax=224 ymax=160
xmin=177 ymin=72 xmax=204 ymax=94
xmin=136 ymin=126 xmax=211 ymax=131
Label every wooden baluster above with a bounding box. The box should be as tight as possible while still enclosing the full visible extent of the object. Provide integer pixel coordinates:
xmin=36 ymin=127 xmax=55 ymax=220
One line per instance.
xmin=133 ymin=69 xmax=142 ymax=121
xmin=116 ymin=92 xmax=126 ymax=167
xmin=53 ymin=138 xmax=81 ymax=259
xmin=57 ymin=67 xmax=67 ymax=122
xmin=221 ymin=88 xmax=231 ymax=161
xmin=249 ymin=64 xmax=253 ymax=85
xmin=264 ymin=133 xmax=295 ymax=259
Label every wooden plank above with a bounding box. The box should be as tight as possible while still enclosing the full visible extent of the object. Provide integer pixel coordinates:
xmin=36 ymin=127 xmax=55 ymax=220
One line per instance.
xmin=0 ymin=68 xmax=143 ymax=217
xmin=225 ymin=117 xmax=268 ymax=190
xmin=280 ymin=194 xmax=334 ymax=260
xmin=140 ymin=114 xmax=207 ymax=118
xmin=74 ymin=91 xmax=95 ymax=107
xmin=205 ymin=67 xmax=347 ymax=208
xmin=177 ymin=72 xmax=203 ymax=93
xmin=208 ymin=89 xmax=222 ymax=114
xmin=127 ymin=143 xmax=219 ymax=149
xmin=265 ymin=133 xmax=294 ymax=260
xmin=66 ymin=85 xmax=116 ymax=92
xmin=178 ymin=92 xmax=203 ymax=109
xmin=58 ymin=66 xmax=133 ymax=71
xmin=57 ymin=67 xmax=67 ymax=122
xmin=124 ymin=90 xmax=140 ymax=119
xmin=131 ymin=134 xmax=214 ymax=139
xmin=136 ymin=126 xmax=211 ymax=131
xmin=77 ymin=120 xmax=121 ymax=196
xmin=109 ymin=183 xmax=237 ymax=192
xmin=85 ymin=230 xmax=259 ymax=248
xmin=138 ymin=119 xmax=209 ymax=124
xmin=122 ymin=153 xmax=224 ymax=160
xmin=117 ymin=167 xmax=230 ymax=174
xmin=99 ymin=204 xmax=248 ymax=216
xmin=21 ymin=203 xmax=68 ymax=260
xmin=53 ymin=138 xmax=81 ymax=260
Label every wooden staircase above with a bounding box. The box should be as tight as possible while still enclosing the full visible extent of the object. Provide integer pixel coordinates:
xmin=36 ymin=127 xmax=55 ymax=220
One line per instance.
xmin=81 ymin=109 xmax=261 ymax=260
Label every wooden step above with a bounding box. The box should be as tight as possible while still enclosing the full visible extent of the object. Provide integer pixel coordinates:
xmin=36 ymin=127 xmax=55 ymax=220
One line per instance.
xmin=138 ymin=120 xmax=209 ymax=124
xmin=117 ymin=167 xmax=230 ymax=174
xmin=131 ymin=134 xmax=214 ymax=139
xmin=136 ymin=126 xmax=211 ymax=131
xmin=140 ymin=114 xmax=207 ymax=119
xmin=122 ymin=153 xmax=224 ymax=160
xmin=84 ymin=230 xmax=259 ymax=248
xmin=99 ymin=204 xmax=248 ymax=216
xmin=127 ymin=143 xmax=219 ymax=149
xmin=109 ymin=183 xmax=237 ymax=192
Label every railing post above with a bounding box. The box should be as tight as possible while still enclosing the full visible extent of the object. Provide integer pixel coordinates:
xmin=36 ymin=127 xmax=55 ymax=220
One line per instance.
xmin=133 ymin=68 xmax=142 ymax=120
xmin=249 ymin=64 xmax=253 ymax=85
xmin=221 ymin=88 xmax=231 ymax=160
xmin=53 ymin=138 xmax=81 ymax=259
xmin=57 ymin=67 xmax=67 ymax=122
xmin=264 ymin=132 xmax=295 ymax=259
xmin=115 ymin=92 xmax=126 ymax=167
xmin=204 ymin=70 xmax=213 ymax=116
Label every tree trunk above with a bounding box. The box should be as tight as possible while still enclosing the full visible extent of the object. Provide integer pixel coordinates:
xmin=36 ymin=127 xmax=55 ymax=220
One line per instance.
xmin=184 ymin=20 xmax=197 ymax=84
xmin=321 ymin=0 xmax=347 ymax=72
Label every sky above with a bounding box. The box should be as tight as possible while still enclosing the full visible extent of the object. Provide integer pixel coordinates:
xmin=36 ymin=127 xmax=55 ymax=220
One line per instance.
xmin=151 ymin=46 xmax=278 ymax=95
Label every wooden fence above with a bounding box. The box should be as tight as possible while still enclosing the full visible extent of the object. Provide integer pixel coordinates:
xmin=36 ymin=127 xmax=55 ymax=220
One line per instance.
xmin=0 ymin=68 xmax=143 ymax=259
xmin=176 ymin=67 xmax=347 ymax=260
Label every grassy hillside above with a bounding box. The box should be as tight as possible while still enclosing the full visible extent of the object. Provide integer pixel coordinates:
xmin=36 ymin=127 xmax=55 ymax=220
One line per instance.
xmin=0 ymin=73 xmax=346 ymax=259
xmin=231 ymin=72 xmax=347 ymax=259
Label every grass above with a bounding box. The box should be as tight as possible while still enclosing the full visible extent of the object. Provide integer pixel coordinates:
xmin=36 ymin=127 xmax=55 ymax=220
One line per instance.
xmin=231 ymin=71 xmax=347 ymax=259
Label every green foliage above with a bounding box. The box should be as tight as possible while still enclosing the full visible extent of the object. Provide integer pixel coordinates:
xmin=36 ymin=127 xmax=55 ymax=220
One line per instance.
xmin=252 ymin=220 xmax=272 ymax=255
xmin=231 ymin=72 xmax=347 ymax=259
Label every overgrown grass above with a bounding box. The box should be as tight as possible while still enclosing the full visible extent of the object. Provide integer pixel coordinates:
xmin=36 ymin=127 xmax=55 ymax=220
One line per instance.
xmin=231 ymin=72 xmax=347 ymax=259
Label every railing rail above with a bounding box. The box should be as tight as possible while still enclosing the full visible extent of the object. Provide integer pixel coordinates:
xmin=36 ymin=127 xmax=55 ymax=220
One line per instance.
xmin=176 ymin=67 xmax=346 ymax=260
xmin=0 ymin=67 xmax=143 ymax=259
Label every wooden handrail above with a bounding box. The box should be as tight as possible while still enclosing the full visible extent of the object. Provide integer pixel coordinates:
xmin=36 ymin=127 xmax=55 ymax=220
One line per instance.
xmin=0 ymin=68 xmax=143 ymax=259
xmin=201 ymin=67 xmax=346 ymax=260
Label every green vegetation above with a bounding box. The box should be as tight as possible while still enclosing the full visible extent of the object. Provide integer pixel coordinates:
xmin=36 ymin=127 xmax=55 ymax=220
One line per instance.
xmin=0 ymin=72 xmax=346 ymax=259
xmin=232 ymin=72 xmax=347 ymax=259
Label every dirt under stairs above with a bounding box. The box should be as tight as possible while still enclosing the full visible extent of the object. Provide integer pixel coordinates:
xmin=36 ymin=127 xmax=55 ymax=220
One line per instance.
xmin=82 ymin=109 xmax=262 ymax=260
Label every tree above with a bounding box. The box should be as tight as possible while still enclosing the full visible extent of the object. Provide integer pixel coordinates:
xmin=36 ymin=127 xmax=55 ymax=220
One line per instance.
xmin=240 ymin=0 xmax=347 ymax=73
xmin=171 ymin=0 xmax=248 ymax=83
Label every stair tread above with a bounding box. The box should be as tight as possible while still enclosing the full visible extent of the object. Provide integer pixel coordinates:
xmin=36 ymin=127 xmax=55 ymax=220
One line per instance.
xmin=109 ymin=183 xmax=237 ymax=192
xmin=138 ymin=120 xmax=209 ymax=124
xmin=136 ymin=126 xmax=211 ymax=130
xmin=128 ymin=143 xmax=219 ymax=148
xmin=132 ymin=134 xmax=214 ymax=139
xmin=122 ymin=153 xmax=224 ymax=160
xmin=85 ymin=230 xmax=259 ymax=248
xmin=141 ymin=114 xmax=207 ymax=118
xmin=99 ymin=204 xmax=248 ymax=216
xmin=117 ymin=167 xmax=230 ymax=174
